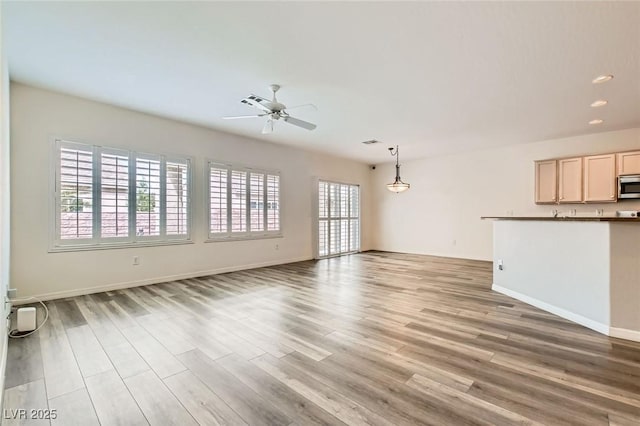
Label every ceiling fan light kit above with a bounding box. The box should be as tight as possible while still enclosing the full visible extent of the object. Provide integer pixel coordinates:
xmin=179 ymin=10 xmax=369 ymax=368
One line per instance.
xmin=223 ymin=84 xmax=317 ymax=134
xmin=387 ymin=145 xmax=410 ymax=193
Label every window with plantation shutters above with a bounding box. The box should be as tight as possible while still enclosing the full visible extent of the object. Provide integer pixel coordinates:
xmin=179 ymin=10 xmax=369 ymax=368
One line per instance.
xmin=59 ymin=144 xmax=94 ymax=240
xmin=207 ymin=161 xmax=281 ymax=240
xmin=53 ymin=139 xmax=191 ymax=250
xmin=166 ymin=160 xmax=189 ymax=236
xmin=317 ymin=180 xmax=359 ymax=258
xmin=250 ymin=173 xmax=265 ymax=232
xmin=266 ymin=174 xmax=280 ymax=232
xmin=101 ymin=150 xmax=130 ymax=238
xmin=231 ymin=170 xmax=247 ymax=233
xmin=209 ymin=167 xmax=228 ymax=234
xmin=135 ymin=156 xmax=161 ymax=237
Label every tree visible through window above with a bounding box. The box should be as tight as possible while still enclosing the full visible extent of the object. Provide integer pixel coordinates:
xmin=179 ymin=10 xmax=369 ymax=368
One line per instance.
xmin=61 ymin=190 xmax=90 ymax=212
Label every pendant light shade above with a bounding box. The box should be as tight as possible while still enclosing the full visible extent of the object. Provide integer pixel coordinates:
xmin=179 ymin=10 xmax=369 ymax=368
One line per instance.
xmin=387 ymin=145 xmax=410 ymax=193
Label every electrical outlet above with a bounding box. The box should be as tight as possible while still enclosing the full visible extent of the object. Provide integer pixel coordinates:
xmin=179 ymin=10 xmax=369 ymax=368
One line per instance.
xmin=133 ymin=256 xmax=140 ymax=266
xmin=498 ymin=259 xmax=504 ymax=271
xmin=7 ymin=288 xmax=17 ymax=299
xmin=275 ymin=244 xmax=279 ymax=250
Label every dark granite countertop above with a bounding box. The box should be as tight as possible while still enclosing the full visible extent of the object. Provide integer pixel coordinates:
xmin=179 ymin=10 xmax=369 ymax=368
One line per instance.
xmin=481 ymin=216 xmax=640 ymax=222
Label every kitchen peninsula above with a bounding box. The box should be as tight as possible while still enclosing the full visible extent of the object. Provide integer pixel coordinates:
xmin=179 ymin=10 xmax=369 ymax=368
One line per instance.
xmin=483 ymin=216 xmax=640 ymax=342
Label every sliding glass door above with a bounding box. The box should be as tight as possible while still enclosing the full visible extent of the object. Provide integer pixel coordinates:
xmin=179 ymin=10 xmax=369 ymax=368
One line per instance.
xmin=318 ymin=180 xmax=360 ymax=258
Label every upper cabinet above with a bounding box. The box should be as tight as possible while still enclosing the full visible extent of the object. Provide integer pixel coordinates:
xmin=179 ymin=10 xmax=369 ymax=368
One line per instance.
xmin=535 ymin=160 xmax=557 ymax=204
xmin=617 ymin=151 xmax=640 ymax=176
xmin=534 ymin=149 xmax=640 ymax=204
xmin=558 ymin=157 xmax=583 ymax=203
xmin=584 ymin=154 xmax=616 ymax=203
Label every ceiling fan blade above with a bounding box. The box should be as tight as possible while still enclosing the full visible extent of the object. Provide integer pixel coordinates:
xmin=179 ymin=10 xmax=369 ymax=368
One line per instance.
xmin=285 ymin=103 xmax=318 ymax=111
xmin=222 ymin=114 xmax=266 ymax=120
xmin=241 ymin=94 xmax=274 ymax=113
xmin=283 ymin=115 xmax=317 ymax=131
xmin=262 ymin=119 xmax=274 ymax=134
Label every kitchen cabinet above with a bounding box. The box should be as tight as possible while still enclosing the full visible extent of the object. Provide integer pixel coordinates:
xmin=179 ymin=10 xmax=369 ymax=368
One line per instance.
xmin=535 ymin=160 xmax=557 ymax=204
xmin=558 ymin=157 xmax=583 ymax=203
xmin=617 ymin=151 xmax=640 ymax=176
xmin=584 ymin=154 xmax=616 ymax=202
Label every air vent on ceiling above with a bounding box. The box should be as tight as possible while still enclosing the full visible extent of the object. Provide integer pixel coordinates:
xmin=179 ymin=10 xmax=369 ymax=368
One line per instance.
xmin=362 ymin=139 xmax=381 ymax=145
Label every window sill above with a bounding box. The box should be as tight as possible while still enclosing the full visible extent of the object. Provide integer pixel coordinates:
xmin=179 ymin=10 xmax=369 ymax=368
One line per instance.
xmin=205 ymin=233 xmax=283 ymax=243
xmin=49 ymin=239 xmax=194 ymax=253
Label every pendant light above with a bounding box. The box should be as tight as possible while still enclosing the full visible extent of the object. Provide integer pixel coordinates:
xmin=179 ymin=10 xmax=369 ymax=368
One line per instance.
xmin=386 ymin=145 xmax=410 ymax=193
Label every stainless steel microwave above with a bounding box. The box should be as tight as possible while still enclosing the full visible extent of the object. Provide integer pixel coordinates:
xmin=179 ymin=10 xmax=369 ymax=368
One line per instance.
xmin=618 ymin=175 xmax=640 ymax=199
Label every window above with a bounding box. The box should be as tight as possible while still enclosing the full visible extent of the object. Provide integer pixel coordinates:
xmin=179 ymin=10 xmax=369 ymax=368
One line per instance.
xmin=101 ymin=149 xmax=130 ymax=239
xmin=166 ymin=161 xmax=189 ymax=236
xmin=208 ymin=161 xmax=280 ymax=240
xmin=54 ymin=139 xmax=191 ymax=249
xmin=318 ymin=181 xmax=359 ymax=258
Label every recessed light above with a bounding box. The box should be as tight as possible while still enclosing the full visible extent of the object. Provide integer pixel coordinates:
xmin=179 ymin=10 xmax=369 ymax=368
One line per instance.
xmin=590 ymin=100 xmax=608 ymax=107
xmin=592 ymin=75 xmax=613 ymax=84
xmin=589 ymin=119 xmax=604 ymax=125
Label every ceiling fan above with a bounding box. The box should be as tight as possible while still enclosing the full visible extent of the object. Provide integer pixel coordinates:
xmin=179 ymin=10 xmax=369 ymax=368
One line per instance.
xmin=223 ymin=84 xmax=317 ymax=134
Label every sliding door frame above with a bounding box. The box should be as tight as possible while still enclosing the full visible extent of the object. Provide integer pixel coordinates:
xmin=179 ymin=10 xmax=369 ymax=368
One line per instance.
xmin=313 ymin=177 xmax=361 ymax=259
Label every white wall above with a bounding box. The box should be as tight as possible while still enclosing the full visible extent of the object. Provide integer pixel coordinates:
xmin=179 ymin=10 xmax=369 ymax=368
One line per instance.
xmin=492 ymin=220 xmax=610 ymax=331
xmin=0 ymin=0 xmax=12 ymax=398
xmin=493 ymin=220 xmax=640 ymax=341
xmin=10 ymin=83 xmax=372 ymax=299
xmin=372 ymin=128 xmax=640 ymax=260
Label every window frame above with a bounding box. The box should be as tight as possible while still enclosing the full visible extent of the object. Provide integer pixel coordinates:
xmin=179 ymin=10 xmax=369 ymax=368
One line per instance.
xmin=98 ymin=146 xmax=132 ymax=244
xmin=315 ymin=178 xmax=361 ymax=259
xmin=50 ymin=138 xmax=193 ymax=252
xmin=132 ymin=152 xmax=164 ymax=243
xmin=206 ymin=160 xmax=282 ymax=242
xmin=164 ymin=156 xmax=192 ymax=241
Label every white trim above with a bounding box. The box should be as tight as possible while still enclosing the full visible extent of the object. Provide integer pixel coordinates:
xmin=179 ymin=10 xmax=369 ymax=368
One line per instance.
xmin=48 ymin=239 xmax=194 ymax=253
xmin=0 ymin=310 xmax=9 ymax=404
xmin=205 ymin=234 xmax=283 ymax=243
xmin=312 ymin=177 xmax=320 ymax=258
xmin=609 ymin=327 xmax=640 ymax=343
xmin=12 ymin=256 xmax=312 ymax=304
xmin=163 ymin=157 xmax=192 ymax=240
xmin=491 ymin=284 xmax=610 ymax=335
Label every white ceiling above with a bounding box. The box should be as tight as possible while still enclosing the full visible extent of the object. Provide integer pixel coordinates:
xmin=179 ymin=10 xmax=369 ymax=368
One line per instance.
xmin=4 ymin=1 xmax=640 ymax=163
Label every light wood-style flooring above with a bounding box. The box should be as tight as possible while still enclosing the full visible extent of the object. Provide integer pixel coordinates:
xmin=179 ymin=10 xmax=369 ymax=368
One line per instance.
xmin=3 ymin=251 xmax=640 ymax=425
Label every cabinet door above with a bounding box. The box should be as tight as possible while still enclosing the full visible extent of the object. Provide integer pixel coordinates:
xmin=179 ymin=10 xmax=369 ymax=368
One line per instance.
xmin=617 ymin=151 xmax=640 ymax=176
xmin=558 ymin=157 xmax=583 ymax=203
xmin=584 ymin=154 xmax=616 ymax=202
xmin=535 ymin=160 xmax=557 ymax=204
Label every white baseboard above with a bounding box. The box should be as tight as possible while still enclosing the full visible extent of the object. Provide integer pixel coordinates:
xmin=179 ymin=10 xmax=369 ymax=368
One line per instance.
xmin=609 ymin=327 xmax=640 ymax=343
xmin=13 ymin=256 xmax=312 ymax=304
xmin=491 ymin=284 xmax=610 ymax=335
xmin=493 ymin=284 xmax=640 ymax=343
